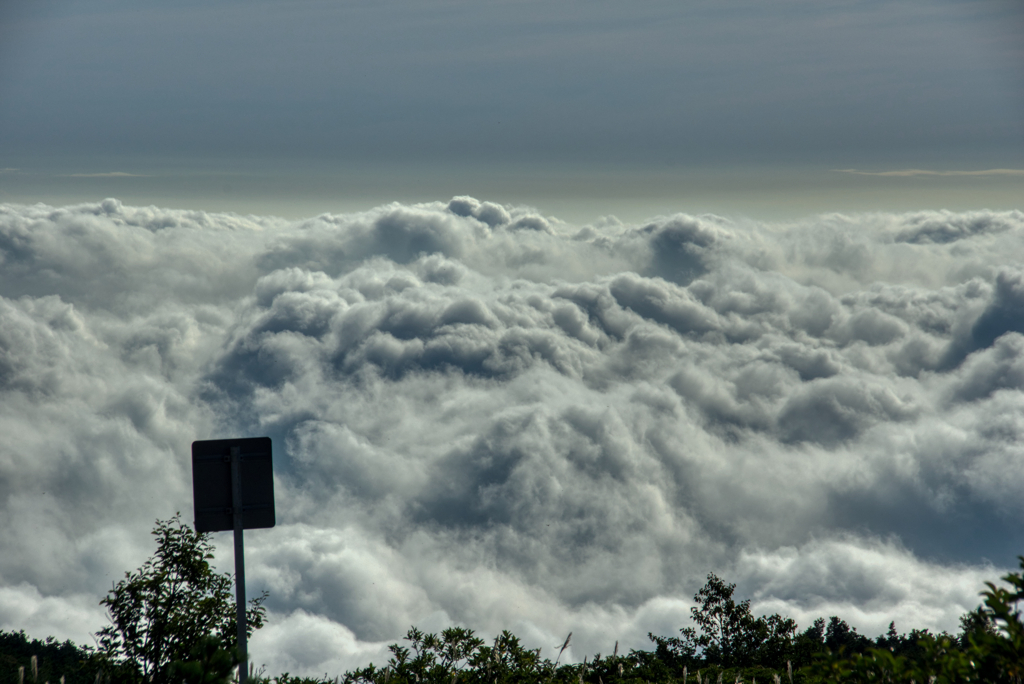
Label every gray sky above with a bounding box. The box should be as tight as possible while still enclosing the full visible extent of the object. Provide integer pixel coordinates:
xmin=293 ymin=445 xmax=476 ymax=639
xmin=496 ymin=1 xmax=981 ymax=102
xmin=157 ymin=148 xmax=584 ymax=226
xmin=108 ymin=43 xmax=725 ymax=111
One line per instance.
xmin=1 ymin=0 xmax=1022 ymax=218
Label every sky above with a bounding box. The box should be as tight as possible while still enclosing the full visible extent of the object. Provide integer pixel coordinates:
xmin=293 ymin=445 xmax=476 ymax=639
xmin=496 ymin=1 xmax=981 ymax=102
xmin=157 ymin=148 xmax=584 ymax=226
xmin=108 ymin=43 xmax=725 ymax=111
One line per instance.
xmin=1 ymin=0 xmax=1024 ymax=678
xmin=1 ymin=0 xmax=1022 ymax=217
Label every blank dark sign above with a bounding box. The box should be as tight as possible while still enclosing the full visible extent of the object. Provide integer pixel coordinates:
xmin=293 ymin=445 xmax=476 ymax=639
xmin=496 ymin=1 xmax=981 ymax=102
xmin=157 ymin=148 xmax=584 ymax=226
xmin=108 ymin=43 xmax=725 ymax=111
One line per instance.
xmin=192 ymin=437 xmax=275 ymax=533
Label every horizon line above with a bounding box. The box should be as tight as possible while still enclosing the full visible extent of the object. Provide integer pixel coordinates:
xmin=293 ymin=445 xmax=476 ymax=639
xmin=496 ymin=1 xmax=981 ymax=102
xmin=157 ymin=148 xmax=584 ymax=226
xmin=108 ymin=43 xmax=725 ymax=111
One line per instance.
xmin=835 ymin=168 xmax=1024 ymax=178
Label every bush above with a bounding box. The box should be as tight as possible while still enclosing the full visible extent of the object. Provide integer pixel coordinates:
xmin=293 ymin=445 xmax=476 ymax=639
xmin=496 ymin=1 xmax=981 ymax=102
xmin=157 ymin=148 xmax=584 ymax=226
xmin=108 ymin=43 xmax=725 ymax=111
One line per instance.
xmin=805 ymin=555 xmax=1024 ymax=682
xmin=96 ymin=514 xmax=267 ymax=684
xmin=0 ymin=631 xmax=101 ymax=684
xmin=13 ymin=533 xmax=1024 ymax=683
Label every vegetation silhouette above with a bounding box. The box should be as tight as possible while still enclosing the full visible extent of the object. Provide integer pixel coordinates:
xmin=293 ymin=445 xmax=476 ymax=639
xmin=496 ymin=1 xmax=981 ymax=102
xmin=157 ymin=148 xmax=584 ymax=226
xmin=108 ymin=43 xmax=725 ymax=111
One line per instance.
xmin=3 ymin=517 xmax=1024 ymax=683
xmin=96 ymin=514 xmax=266 ymax=684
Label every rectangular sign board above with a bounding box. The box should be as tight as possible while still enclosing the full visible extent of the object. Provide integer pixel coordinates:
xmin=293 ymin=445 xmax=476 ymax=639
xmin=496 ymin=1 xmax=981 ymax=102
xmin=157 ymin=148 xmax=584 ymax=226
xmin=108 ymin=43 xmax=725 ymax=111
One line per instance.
xmin=192 ymin=437 xmax=275 ymax=533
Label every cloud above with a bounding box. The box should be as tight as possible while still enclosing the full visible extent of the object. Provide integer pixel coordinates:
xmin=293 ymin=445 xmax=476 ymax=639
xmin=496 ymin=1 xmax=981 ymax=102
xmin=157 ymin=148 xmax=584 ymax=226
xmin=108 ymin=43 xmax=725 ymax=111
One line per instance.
xmin=738 ymin=538 xmax=998 ymax=638
xmin=835 ymin=168 xmax=1024 ymax=177
xmin=2 ymin=198 xmax=1024 ymax=675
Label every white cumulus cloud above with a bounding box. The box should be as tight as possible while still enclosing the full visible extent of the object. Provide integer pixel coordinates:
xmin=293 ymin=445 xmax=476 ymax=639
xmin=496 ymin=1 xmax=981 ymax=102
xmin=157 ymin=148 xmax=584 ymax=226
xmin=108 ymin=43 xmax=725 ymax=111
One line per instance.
xmin=1 ymin=198 xmax=1023 ymax=675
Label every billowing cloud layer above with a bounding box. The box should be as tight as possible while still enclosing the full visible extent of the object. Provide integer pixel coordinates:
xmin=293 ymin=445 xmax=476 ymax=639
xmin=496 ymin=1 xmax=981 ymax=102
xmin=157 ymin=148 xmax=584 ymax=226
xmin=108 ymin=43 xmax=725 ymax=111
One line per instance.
xmin=2 ymin=198 xmax=1023 ymax=674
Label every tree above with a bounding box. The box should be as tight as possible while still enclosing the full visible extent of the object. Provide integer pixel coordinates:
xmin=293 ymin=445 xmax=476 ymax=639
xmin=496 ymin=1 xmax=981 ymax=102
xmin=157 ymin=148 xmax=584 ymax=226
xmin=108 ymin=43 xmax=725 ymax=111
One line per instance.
xmin=682 ymin=573 xmax=794 ymax=668
xmin=96 ymin=514 xmax=267 ymax=684
xmin=821 ymin=616 xmax=868 ymax=654
xmin=806 ymin=557 xmax=1024 ymax=683
xmin=791 ymin=617 xmax=827 ymax=667
xmin=167 ymin=637 xmax=240 ymax=684
xmin=969 ymin=555 xmax=1024 ymax=682
xmin=958 ymin=606 xmax=997 ymax=649
xmin=0 ymin=630 xmax=103 ymax=684
xmin=342 ymin=627 xmax=554 ymax=684
xmin=648 ymin=573 xmax=796 ymax=671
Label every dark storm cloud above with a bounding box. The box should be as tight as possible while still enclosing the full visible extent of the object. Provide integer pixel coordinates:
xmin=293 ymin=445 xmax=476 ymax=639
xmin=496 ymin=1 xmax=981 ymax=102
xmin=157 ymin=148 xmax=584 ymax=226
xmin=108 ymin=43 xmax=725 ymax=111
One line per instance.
xmin=2 ymin=198 xmax=1024 ymax=674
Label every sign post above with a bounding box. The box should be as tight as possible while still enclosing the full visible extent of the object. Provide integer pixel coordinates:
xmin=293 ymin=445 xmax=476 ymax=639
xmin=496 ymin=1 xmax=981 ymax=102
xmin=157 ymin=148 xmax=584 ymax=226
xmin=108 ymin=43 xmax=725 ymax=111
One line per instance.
xmin=192 ymin=437 xmax=275 ymax=684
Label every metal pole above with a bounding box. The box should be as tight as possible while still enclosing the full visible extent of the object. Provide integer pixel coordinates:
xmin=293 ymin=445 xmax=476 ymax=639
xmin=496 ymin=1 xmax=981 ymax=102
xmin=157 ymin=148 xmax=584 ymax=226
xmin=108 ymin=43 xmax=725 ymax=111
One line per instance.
xmin=231 ymin=446 xmax=248 ymax=684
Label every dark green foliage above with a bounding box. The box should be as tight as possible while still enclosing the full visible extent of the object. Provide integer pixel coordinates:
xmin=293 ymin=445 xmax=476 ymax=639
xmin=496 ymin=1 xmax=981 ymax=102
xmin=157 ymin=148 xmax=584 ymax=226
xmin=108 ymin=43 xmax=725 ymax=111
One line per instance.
xmin=791 ymin=617 xmax=827 ymax=666
xmin=467 ymin=629 xmax=547 ymax=682
xmin=647 ymin=573 xmax=797 ymax=670
xmin=959 ymin=607 xmax=998 ymax=649
xmin=342 ymin=627 xmax=550 ymax=684
xmin=968 ymin=557 xmax=1024 ymax=682
xmin=822 ymin=616 xmax=870 ymax=656
xmin=96 ymin=514 xmax=267 ymax=684
xmin=167 ymin=637 xmax=239 ymax=684
xmin=0 ymin=631 xmax=102 ymax=684
xmin=805 ymin=555 xmax=1024 ymax=682
xmin=263 ymin=675 xmax=336 ymax=684
xmin=687 ymin=573 xmax=796 ymax=668
xmin=13 ymin=547 xmax=1024 ymax=684
xmin=340 ymin=573 xmax=807 ymax=684
xmin=336 ymin=564 xmax=1024 ymax=683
